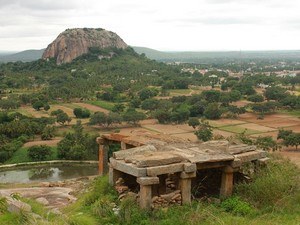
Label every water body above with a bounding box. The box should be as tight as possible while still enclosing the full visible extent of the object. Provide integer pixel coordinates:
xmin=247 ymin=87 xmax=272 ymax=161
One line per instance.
xmin=0 ymin=164 xmax=98 ymax=183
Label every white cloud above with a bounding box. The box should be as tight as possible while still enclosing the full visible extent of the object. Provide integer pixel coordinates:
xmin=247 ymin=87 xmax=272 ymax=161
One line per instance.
xmin=0 ymin=0 xmax=299 ymax=51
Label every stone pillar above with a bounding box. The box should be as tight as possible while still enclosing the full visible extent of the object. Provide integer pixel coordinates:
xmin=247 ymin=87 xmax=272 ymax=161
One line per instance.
xmin=137 ymin=177 xmax=159 ymax=210
xmin=97 ymin=137 xmax=108 ymax=175
xmin=120 ymin=141 xmax=127 ymax=150
xmin=220 ymin=166 xmax=234 ymax=198
xmin=179 ymin=171 xmax=196 ymax=205
xmin=109 ymin=165 xmax=123 ymax=186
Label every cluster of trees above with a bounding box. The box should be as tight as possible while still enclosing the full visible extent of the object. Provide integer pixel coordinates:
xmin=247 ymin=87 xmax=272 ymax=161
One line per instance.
xmin=89 ymin=108 xmax=146 ymax=127
xmin=51 ymin=109 xmax=72 ymax=125
xmin=132 ymin=89 xmax=246 ymax=124
xmin=0 ymin=112 xmax=55 ymax=162
xmin=57 ymin=121 xmax=98 ymax=160
xmin=277 ymin=129 xmax=300 ymax=150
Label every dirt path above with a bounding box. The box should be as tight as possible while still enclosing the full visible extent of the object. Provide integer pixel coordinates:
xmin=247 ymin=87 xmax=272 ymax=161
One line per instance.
xmin=23 ymin=139 xmax=62 ymax=147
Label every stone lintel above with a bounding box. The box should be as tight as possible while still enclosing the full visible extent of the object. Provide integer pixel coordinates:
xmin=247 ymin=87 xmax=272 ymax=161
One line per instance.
xmin=180 ymin=171 xmax=196 ymax=179
xmin=110 ymin=158 xmax=147 ymax=177
xmin=234 ymin=150 xmax=266 ymax=163
xmin=257 ymin=157 xmax=270 ymax=165
xmin=196 ymin=161 xmax=229 ymax=170
xmin=184 ymin=163 xmax=197 ymax=173
xmin=137 ymin=177 xmax=159 ymax=186
xmin=147 ymin=163 xmax=184 ymax=177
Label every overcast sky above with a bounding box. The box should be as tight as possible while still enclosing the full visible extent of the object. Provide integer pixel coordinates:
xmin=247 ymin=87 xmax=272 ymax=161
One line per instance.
xmin=0 ymin=0 xmax=300 ymax=52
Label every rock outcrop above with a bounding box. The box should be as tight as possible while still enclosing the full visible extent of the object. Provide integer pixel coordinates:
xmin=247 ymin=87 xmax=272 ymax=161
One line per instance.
xmin=42 ymin=28 xmax=128 ymax=64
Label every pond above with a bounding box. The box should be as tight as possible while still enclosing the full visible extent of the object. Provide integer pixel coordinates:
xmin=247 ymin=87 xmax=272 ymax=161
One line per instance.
xmin=0 ymin=164 xmax=99 ymax=183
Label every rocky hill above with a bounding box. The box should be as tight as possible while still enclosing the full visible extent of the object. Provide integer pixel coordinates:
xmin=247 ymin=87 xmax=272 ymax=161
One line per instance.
xmin=42 ymin=28 xmax=128 ymax=64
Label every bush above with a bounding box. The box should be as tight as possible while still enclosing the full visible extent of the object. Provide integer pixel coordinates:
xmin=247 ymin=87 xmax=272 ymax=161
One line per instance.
xmin=27 ymin=145 xmax=52 ymax=161
xmin=236 ymin=155 xmax=300 ymax=210
xmin=220 ymin=196 xmax=254 ymax=216
xmin=73 ymin=108 xmax=91 ymax=118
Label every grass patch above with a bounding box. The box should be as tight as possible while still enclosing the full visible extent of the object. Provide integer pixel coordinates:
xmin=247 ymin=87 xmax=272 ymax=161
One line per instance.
xmin=85 ymin=100 xmax=115 ymax=111
xmin=5 ymin=146 xmax=58 ymax=164
xmin=278 ymin=109 xmax=300 ymax=117
xmin=169 ymin=89 xmax=191 ymax=96
xmin=218 ymin=125 xmax=259 ymax=135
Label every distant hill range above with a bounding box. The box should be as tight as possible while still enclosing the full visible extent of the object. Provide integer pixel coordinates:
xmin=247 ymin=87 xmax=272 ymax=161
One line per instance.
xmin=1 ymin=46 xmax=300 ymax=64
xmin=133 ymin=47 xmax=300 ymax=63
xmin=0 ymin=49 xmax=44 ymax=63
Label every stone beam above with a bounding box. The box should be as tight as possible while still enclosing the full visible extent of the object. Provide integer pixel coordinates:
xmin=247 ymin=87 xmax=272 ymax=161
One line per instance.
xmin=110 ymin=158 xmax=147 ymax=177
xmin=146 ymin=163 xmax=184 ymax=177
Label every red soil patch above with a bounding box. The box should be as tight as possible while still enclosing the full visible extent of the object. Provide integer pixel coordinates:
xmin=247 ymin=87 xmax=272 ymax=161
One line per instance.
xmin=208 ymin=119 xmax=246 ymax=127
xmin=250 ymin=131 xmax=279 ymax=139
xmin=171 ymin=133 xmax=198 ymax=142
xmin=279 ymin=148 xmax=300 ymax=167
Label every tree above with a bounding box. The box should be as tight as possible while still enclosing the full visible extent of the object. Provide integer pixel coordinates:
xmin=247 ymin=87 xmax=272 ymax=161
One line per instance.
xmin=204 ymin=103 xmax=222 ymax=120
xmin=51 ymin=109 xmax=64 ymax=116
xmin=56 ymin=112 xmax=71 ymax=125
xmin=57 ymin=121 xmax=98 ymax=160
xmin=188 ymin=117 xmax=200 ymax=129
xmin=41 ymin=126 xmax=56 ymax=140
xmin=105 ymin=112 xmax=122 ymax=127
xmin=201 ymin=90 xmax=221 ymax=102
xmin=89 ymin=112 xmax=107 ymax=126
xmin=89 ymin=112 xmax=122 ymax=127
xmin=229 ymin=90 xmax=242 ymax=102
xmin=277 ymin=129 xmax=293 ymax=140
xmin=255 ymin=136 xmax=278 ymax=151
xmin=112 ymin=103 xmax=125 ymax=113
xmin=171 ymin=105 xmax=190 ymax=124
xmin=154 ymin=109 xmax=172 ymax=124
xmin=283 ymin=133 xmax=300 ymax=150
xmin=73 ymin=108 xmax=91 ymax=118
xmin=27 ymin=145 xmax=52 ymax=161
xmin=141 ymin=98 xmax=159 ymax=110
xmin=264 ymin=86 xmax=287 ymax=101
xmin=122 ymin=108 xmax=146 ymax=125
xmin=44 ymin=104 xmax=50 ymax=111
xmin=32 ymin=101 xmax=44 ymax=111
xmin=247 ymin=94 xmax=264 ymax=103
xmin=194 ymin=120 xmax=213 ymax=142
xmin=139 ymin=88 xmax=159 ymax=101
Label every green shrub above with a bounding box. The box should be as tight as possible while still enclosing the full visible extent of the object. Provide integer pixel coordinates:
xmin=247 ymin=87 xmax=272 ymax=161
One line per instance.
xmin=27 ymin=145 xmax=52 ymax=161
xmin=68 ymin=213 xmax=98 ymax=225
xmin=236 ymin=154 xmax=300 ymax=210
xmin=220 ymin=196 xmax=254 ymax=216
xmin=0 ymin=197 xmax=7 ymax=214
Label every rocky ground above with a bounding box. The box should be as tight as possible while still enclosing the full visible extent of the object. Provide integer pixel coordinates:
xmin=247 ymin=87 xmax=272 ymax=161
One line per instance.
xmin=0 ymin=176 xmax=97 ymax=215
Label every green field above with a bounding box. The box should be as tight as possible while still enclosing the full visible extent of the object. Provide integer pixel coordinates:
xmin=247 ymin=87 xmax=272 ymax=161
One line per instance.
xmin=219 ymin=125 xmax=260 ymax=135
xmin=85 ymin=100 xmax=115 ymax=110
